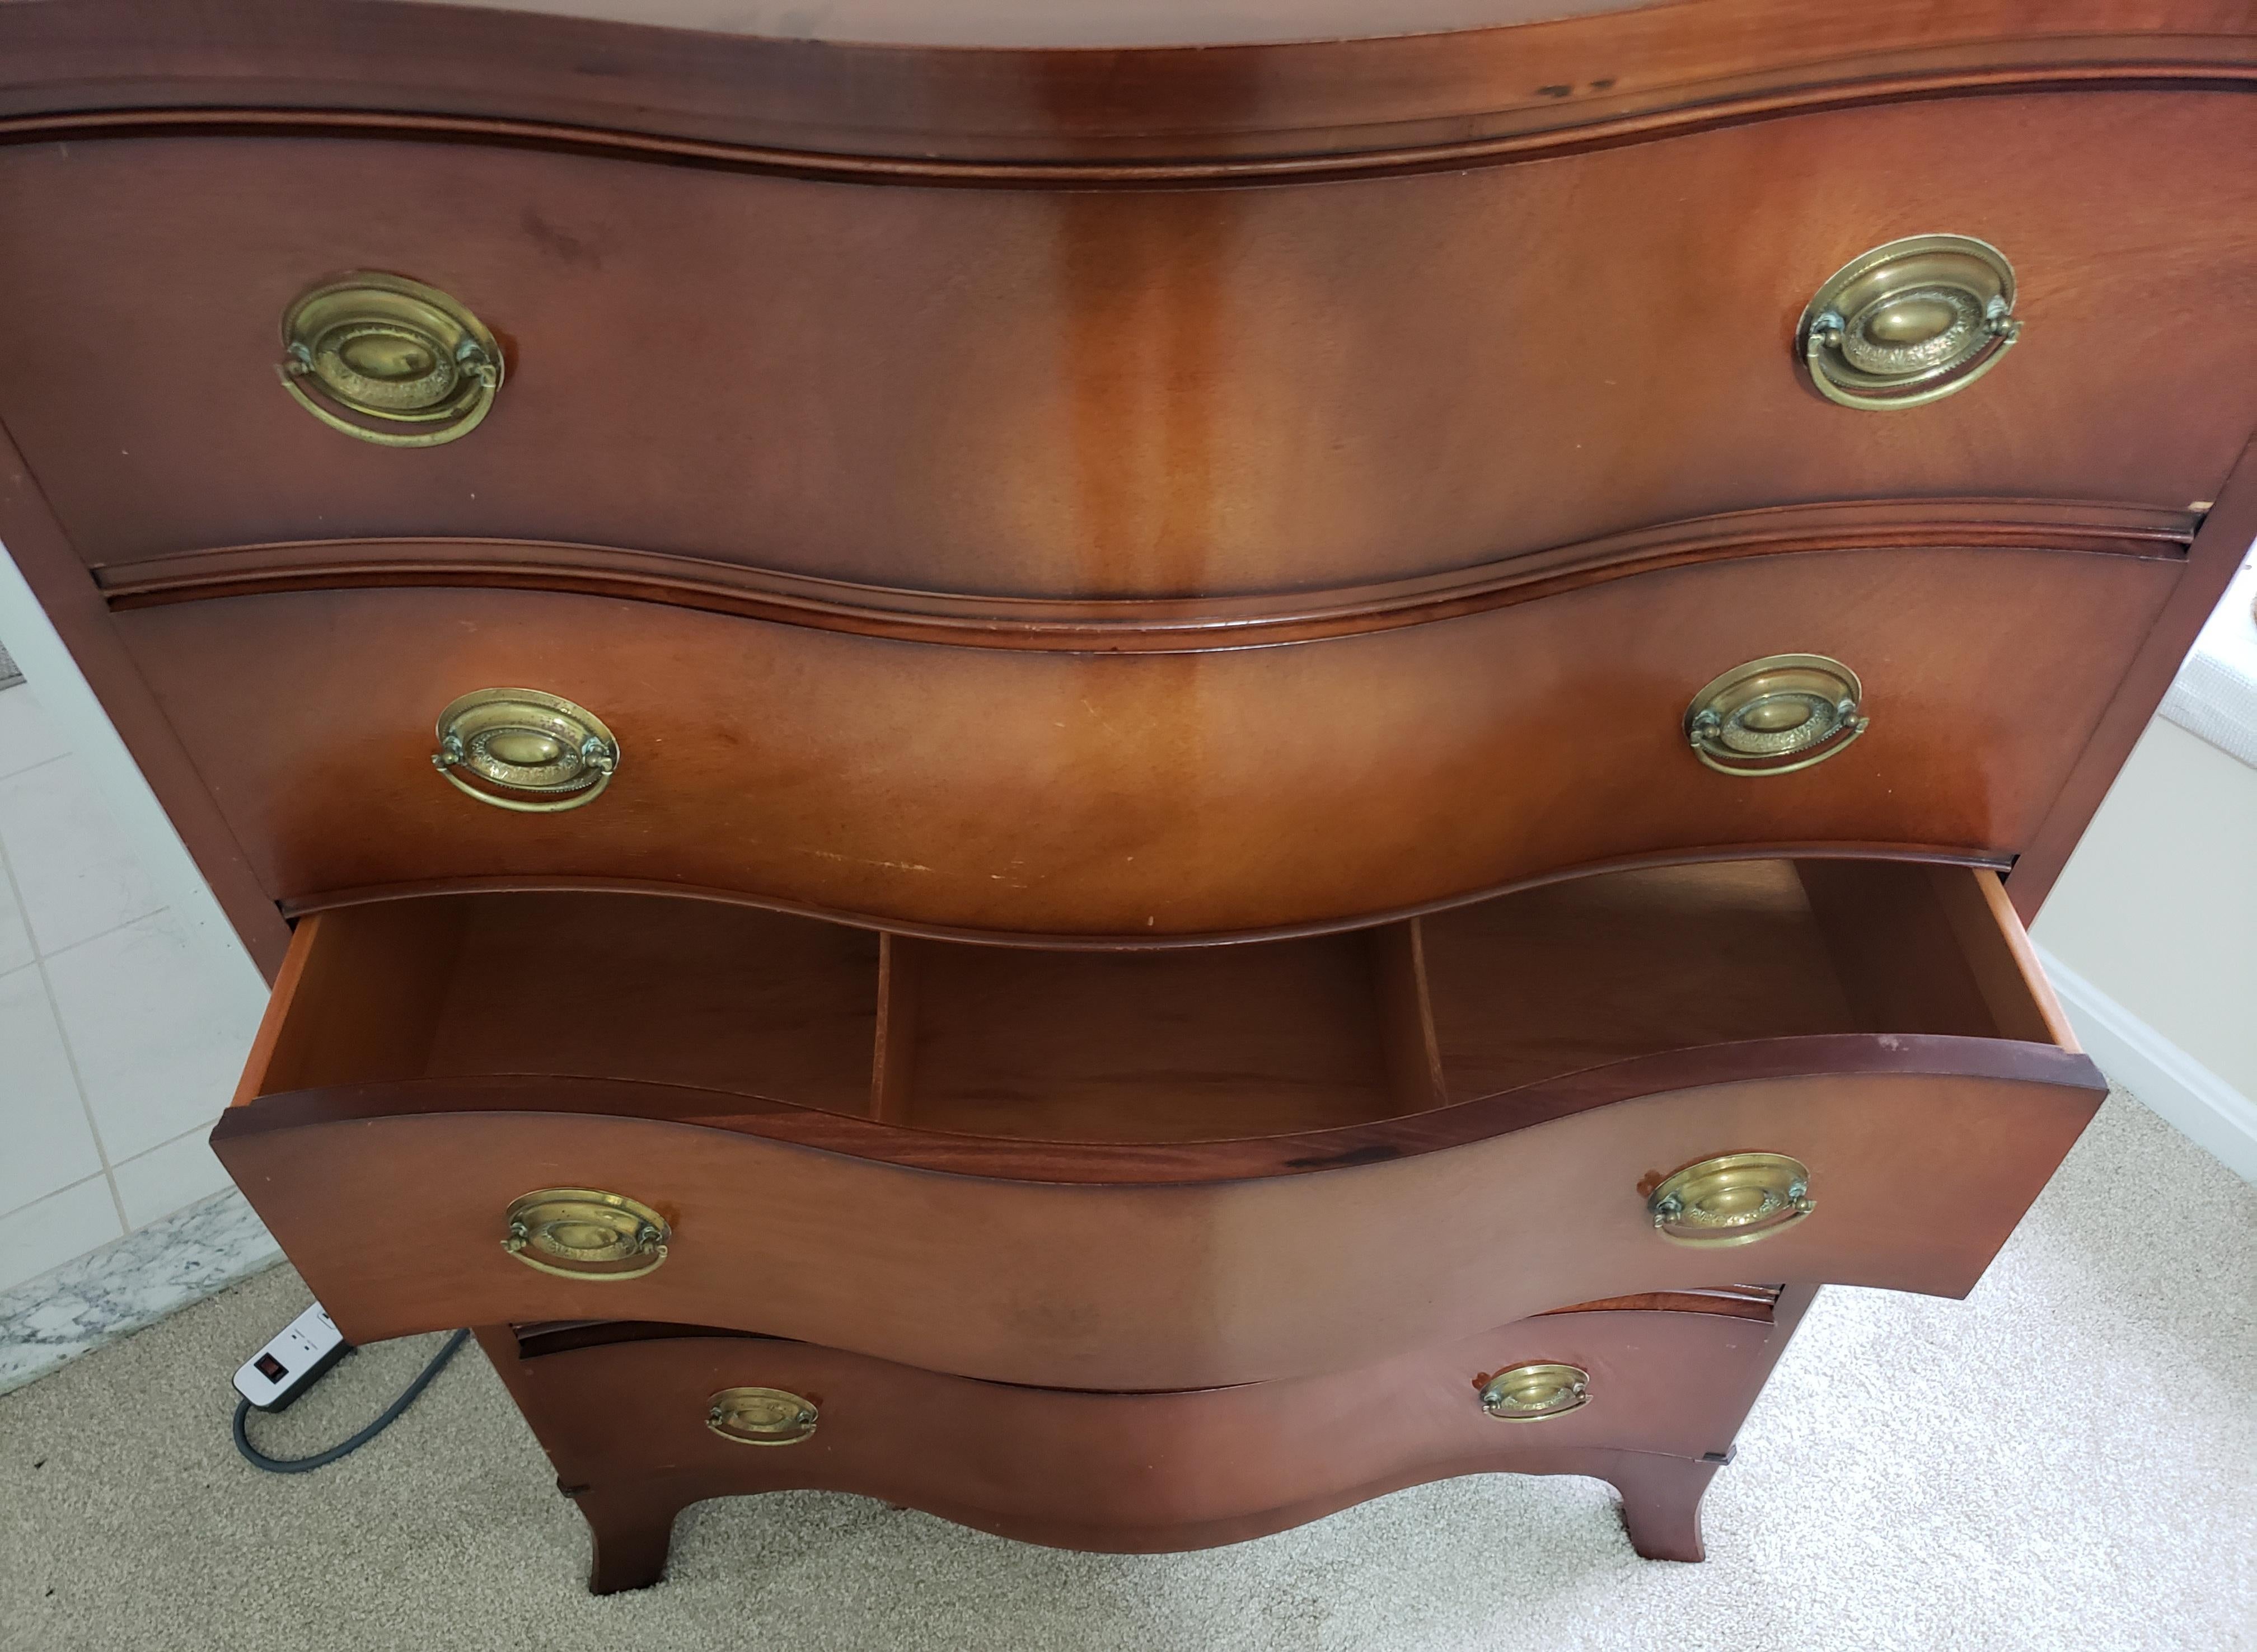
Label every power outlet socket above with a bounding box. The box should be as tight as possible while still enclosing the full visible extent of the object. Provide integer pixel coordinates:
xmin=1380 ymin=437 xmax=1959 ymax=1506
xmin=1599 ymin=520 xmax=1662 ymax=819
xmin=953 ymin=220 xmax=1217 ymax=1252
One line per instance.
xmin=232 ymin=1303 xmax=352 ymax=1412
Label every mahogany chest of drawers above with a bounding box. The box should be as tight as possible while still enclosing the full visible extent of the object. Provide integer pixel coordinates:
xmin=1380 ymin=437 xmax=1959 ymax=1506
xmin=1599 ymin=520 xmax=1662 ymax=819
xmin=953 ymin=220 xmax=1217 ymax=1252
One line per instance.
xmin=4 ymin=0 xmax=2254 ymax=1594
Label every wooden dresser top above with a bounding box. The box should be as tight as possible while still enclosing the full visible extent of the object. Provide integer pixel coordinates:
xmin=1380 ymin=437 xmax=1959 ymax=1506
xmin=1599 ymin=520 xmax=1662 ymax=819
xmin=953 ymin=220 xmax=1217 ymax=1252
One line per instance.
xmin=6 ymin=0 xmax=2257 ymax=167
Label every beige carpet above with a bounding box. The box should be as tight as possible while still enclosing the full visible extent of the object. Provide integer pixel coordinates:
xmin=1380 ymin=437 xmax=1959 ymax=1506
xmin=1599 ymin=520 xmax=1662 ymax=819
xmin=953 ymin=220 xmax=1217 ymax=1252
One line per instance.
xmin=2 ymin=1090 xmax=2253 ymax=1652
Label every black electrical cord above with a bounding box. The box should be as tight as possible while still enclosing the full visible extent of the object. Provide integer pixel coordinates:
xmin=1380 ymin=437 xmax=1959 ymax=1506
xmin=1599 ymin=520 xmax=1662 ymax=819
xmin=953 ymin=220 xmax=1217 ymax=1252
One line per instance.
xmin=232 ymin=1329 xmax=471 ymax=1475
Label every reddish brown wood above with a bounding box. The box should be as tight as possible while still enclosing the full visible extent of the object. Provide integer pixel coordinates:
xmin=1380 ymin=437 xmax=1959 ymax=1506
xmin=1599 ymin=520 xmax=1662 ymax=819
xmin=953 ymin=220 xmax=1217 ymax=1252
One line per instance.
xmin=480 ymin=1291 xmax=1814 ymax=1588
xmin=210 ymin=1060 xmax=2099 ymax=1388
xmin=2 ymin=99 xmax=2251 ymax=590
xmin=2008 ymin=433 xmax=2257 ymax=919
xmin=6 ymin=0 xmax=2239 ymax=1580
xmin=1371 ymin=919 xmax=1448 ymax=1114
xmin=1605 ymin=1451 xmax=1726 ymax=1565
xmin=869 ymin=932 xmax=921 ymax=1124
xmin=90 ymin=501 xmax=2195 ymax=650
xmin=3 ymin=0 xmax=2256 ymax=172
xmin=219 ymin=858 xmax=2088 ymax=1137
xmin=110 ymin=547 xmax=2172 ymax=938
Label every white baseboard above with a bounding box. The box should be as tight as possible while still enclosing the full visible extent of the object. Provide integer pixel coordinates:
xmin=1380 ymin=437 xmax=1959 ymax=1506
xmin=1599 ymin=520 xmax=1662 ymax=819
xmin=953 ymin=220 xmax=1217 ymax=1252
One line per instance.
xmin=2034 ymin=944 xmax=2257 ymax=1185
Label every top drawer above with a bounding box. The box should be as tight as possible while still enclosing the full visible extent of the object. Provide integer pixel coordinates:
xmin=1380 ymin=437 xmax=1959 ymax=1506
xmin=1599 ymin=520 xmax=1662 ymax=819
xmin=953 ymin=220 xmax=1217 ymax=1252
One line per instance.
xmin=4 ymin=89 xmax=2255 ymax=594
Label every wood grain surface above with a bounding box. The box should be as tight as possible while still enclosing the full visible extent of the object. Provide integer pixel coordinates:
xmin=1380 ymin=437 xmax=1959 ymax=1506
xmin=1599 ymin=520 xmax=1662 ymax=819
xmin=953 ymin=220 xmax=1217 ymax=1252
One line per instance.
xmin=114 ymin=546 xmax=2173 ymax=937
xmin=2 ymin=97 xmax=2252 ymax=588
xmin=214 ymin=1053 xmax=2098 ymax=1388
xmin=479 ymin=1290 xmax=1815 ymax=1587
xmin=3 ymin=0 xmax=2256 ymax=168
xmin=224 ymin=861 xmax=2038 ymax=1139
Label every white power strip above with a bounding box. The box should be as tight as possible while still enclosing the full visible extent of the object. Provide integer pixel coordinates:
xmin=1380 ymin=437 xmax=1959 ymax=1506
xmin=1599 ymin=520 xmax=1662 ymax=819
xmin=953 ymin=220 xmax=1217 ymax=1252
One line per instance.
xmin=232 ymin=1302 xmax=352 ymax=1412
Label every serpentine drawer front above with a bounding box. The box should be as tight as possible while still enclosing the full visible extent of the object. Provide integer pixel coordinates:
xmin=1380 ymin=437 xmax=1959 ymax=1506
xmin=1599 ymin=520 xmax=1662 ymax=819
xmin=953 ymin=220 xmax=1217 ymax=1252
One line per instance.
xmin=211 ymin=858 xmax=2104 ymax=1390
xmin=12 ymin=0 xmax=2255 ymax=1588
xmin=4 ymin=92 xmax=2255 ymax=586
xmin=115 ymin=542 xmax=2172 ymax=938
xmin=479 ymin=1290 xmax=1814 ymax=1587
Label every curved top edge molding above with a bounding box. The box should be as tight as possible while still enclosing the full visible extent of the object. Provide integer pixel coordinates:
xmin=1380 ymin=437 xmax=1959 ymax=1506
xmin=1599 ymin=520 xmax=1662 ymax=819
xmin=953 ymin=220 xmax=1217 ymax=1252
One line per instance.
xmin=406 ymin=0 xmax=1671 ymax=52
xmin=277 ymin=845 xmax=2010 ymax=952
xmin=2 ymin=1 xmax=2255 ymax=175
xmin=96 ymin=498 xmax=2195 ymax=654
xmin=214 ymin=1034 xmax=2104 ymax=1187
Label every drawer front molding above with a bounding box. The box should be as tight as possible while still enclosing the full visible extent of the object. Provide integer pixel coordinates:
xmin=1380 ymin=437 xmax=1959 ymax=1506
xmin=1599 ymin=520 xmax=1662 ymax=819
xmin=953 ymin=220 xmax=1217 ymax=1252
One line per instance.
xmin=213 ymin=1051 xmax=2100 ymax=1390
xmin=3 ymin=13 xmax=2256 ymax=176
xmin=485 ymin=1301 xmax=1806 ymax=1571
xmin=8 ymin=97 xmax=2251 ymax=590
xmin=93 ymin=499 xmax=2195 ymax=651
xmin=114 ymin=547 xmax=2176 ymax=937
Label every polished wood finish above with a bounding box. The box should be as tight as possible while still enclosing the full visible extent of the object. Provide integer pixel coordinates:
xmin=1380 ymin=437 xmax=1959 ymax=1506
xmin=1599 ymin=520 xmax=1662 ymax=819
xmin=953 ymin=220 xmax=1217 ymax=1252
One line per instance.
xmin=209 ymin=1060 xmax=2102 ymax=1390
xmin=3 ymin=97 xmax=2253 ymax=589
xmin=6 ymin=0 xmax=2242 ymax=1578
xmin=93 ymin=500 xmax=2198 ymax=648
xmin=212 ymin=861 xmax=2102 ymax=1389
xmin=4 ymin=0 xmax=2256 ymax=167
xmin=480 ymin=1287 xmax=1816 ymax=1590
xmin=111 ymin=546 xmax=2172 ymax=939
xmin=0 ymin=16 xmax=2242 ymax=960
xmin=226 ymin=860 xmax=2060 ymax=1127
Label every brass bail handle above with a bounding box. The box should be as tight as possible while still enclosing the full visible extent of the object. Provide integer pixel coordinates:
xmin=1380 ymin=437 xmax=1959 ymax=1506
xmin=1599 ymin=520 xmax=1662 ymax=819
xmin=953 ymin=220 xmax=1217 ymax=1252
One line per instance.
xmin=502 ymin=1188 xmax=671 ymax=1281
xmin=432 ymin=688 xmax=620 ymax=814
xmin=1479 ymin=1363 xmax=1592 ymax=1422
xmin=1799 ymin=234 xmax=2021 ymax=410
xmin=1684 ymin=654 xmax=1866 ymax=777
xmin=706 ymin=1387 xmax=821 ymax=1447
xmin=278 ymin=271 xmax=503 ymax=447
xmin=1645 ymin=1152 xmax=1814 ymax=1248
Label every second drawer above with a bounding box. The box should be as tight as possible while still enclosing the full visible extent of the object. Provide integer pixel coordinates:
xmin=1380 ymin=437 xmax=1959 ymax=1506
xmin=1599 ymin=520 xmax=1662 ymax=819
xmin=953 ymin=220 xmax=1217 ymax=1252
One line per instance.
xmin=119 ymin=539 xmax=2174 ymax=939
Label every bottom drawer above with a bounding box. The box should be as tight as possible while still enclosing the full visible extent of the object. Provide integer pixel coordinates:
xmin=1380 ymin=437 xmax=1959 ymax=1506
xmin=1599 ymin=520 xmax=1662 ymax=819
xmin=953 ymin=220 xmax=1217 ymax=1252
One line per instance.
xmin=483 ymin=1288 xmax=1814 ymax=1592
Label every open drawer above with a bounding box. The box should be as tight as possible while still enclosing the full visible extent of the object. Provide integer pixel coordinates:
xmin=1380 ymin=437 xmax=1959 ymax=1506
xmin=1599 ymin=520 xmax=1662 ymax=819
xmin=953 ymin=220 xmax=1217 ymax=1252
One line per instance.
xmin=212 ymin=858 xmax=2105 ymax=1389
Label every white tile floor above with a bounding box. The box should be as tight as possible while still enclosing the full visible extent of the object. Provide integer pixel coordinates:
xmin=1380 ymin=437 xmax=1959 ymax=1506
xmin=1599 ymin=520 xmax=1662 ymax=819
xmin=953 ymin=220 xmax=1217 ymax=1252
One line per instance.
xmin=0 ymin=682 xmax=265 ymax=1293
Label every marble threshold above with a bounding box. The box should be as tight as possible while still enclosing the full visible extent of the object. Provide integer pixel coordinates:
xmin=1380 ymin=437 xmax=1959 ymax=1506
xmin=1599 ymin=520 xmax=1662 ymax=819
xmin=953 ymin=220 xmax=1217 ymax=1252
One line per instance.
xmin=0 ymin=1187 xmax=281 ymax=1396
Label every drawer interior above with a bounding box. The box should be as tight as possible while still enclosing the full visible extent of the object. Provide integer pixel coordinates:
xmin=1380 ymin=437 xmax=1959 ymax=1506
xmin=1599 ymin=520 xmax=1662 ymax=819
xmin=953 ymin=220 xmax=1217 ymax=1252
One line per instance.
xmin=236 ymin=858 xmax=2072 ymax=1142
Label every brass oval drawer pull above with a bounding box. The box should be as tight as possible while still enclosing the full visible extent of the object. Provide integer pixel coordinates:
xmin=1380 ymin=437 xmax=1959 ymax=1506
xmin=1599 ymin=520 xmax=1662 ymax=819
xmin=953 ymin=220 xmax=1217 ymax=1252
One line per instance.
xmin=502 ymin=1189 xmax=669 ymax=1280
xmin=1684 ymin=654 xmax=1866 ymax=777
xmin=432 ymin=688 xmax=620 ymax=813
xmin=278 ymin=272 xmax=502 ymax=447
xmin=1479 ymin=1363 xmax=1591 ymax=1423
xmin=1798 ymin=234 xmax=2020 ymax=410
xmin=1646 ymin=1152 xmax=1813 ymax=1248
xmin=708 ymin=1387 xmax=820 ymax=1447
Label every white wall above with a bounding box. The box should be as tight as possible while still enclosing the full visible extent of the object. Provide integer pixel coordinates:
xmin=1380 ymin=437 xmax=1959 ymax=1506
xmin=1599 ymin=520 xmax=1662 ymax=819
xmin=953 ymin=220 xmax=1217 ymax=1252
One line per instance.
xmin=0 ymin=545 xmax=269 ymax=1293
xmin=2035 ymin=719 xmax=2257 ymax=1091
xmin=2031 ymin=556 xmax=2257 ymax=1184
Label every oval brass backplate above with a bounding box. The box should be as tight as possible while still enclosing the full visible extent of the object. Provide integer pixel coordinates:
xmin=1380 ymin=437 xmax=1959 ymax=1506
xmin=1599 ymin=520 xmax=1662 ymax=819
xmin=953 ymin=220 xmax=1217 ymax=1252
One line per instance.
xmin=278 ymin=271 xmax=502 ymax=447
xmin=1646 ymin=1152 xmax=1814 ymax=1248
xmin=1479 ymin=1362 xmax=1591 ymax=1422
xmin=1797 ymin=234 xmax=2020 ymax=410
xmin=502 ymin=1188 xmax=669 ymax=1281
xmin=1684 ymin=654 xmax=1866 ymax=777
xmin=708 ymin=1387 xmax=820 ymax=1447
xmin=432 ymin=688 xmax=620 ymax=813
